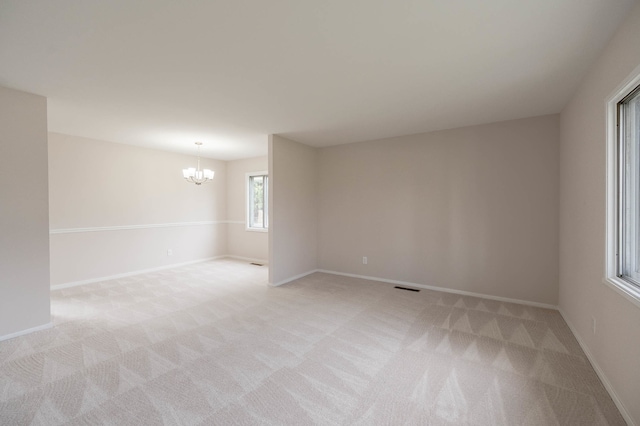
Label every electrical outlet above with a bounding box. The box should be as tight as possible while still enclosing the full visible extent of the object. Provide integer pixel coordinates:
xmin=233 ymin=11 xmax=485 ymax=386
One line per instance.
xmin=167 ymin=249 xmax=173 ymax=256
xmin=362 ymin=256 xmax=368 ymax=265
xmin=592 ymin=317 xmax=596 ymax=335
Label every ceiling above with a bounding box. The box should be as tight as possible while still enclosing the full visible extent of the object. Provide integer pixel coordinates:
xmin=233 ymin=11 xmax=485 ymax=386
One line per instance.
xmin=0 ymin=0 xmax=635 ymax=160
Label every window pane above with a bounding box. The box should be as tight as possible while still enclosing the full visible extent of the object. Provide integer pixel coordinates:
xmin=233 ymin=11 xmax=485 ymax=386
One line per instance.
xmin=264 ymin=176 xmax=268 ymax=228
xmin=620 ymin=87 xmax=640 ymax=286
xmin=248 ymin=174 xmax=267 ymax=229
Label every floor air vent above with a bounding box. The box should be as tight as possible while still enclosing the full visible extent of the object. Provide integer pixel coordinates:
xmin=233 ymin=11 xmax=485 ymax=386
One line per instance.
xmin=394 ymin=286 xmax=420 ymax=292
xmin=250 ymin=263 xmax=264 ymax=266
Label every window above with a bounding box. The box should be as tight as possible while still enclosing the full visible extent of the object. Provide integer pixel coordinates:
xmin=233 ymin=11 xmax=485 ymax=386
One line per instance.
xmin=606 ymin=69 xmax=640 ymax=307
xmin=618 ymin=85 xmax=640 ymax=285
xmin=246 ymin=171 xmax=268 ymax=231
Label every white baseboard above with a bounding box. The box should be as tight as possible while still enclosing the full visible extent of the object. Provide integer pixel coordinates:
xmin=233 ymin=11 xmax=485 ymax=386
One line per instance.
xmin=50 ymin=256 xmax=225 ymax=290
xmin=0 ymin=322 xmax=53 ymax=342
xmin=317 ymin=269 xmax=558 ymax=310
xmin=558 ymin=309 xmax=635 ymax=426
xmin=269 ymin=269 xmax=319 ymax=287
xmin=225 ymin=255 xmax=269 ymax=265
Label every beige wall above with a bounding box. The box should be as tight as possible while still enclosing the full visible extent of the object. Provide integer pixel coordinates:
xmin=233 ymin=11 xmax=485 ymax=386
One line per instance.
xmin=318 ymin=115 xmax=560 ymax=305
xmin=269 ymin=135 xmax=318 ymax=285
xmin=48 ymin=133 xmax=227 ymax=285
xmin=559 ymin=2 xmax=640 ymax=424
xmin=226 ymin=156 xmax=268 ymax=262
xmin=0 ymin=86 xmax=50 ymax=338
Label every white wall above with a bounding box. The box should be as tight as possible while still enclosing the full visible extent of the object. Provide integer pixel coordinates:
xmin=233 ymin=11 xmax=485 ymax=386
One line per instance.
xmin=559 ymin=2 xmax=640 ymax=424
xmin=0 ymin=86 xmax=50 ymax=338
xmin=48 ymin=133 xmax=227 ymax=286
xmin=269 ymin=135 xmax=318 ymax=285
xmin=318 ymin=115 xmax=560 ymax=305
xmin=226 ymin=156 xmax=268 ymax=262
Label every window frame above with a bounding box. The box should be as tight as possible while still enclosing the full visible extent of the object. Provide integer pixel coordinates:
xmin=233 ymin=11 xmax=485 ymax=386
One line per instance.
xmin=605 ymin=66 xmax=640 ymax=308
xmin=246 ymin=171 xmax=268 ymax=232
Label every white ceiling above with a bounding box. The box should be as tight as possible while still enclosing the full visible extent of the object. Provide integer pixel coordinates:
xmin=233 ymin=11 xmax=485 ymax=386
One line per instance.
xmin=0 ymin=0 xmax=635 ymax=160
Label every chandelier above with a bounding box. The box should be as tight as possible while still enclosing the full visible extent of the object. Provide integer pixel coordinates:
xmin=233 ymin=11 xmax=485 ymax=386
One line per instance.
xmin=182 ymin=142 xmax=214 ymax=185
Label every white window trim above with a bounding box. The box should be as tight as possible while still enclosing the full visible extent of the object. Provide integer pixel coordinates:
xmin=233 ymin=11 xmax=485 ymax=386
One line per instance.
xmin=246 ymin=171 xmax=268 ymax=232
xmin=605 ymin=64 xmax=640 ymax=309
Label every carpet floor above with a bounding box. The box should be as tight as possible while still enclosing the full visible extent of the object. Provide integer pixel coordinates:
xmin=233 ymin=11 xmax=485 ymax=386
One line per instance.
xmin=0 ymin=259 xmax=625 ymax=425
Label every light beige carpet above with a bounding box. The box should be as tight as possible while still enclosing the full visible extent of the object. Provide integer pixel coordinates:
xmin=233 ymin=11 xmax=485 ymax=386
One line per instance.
xmin=0 ymin=259 xmax=625 ymax=425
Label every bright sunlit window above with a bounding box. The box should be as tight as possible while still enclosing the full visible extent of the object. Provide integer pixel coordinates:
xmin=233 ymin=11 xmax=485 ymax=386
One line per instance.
xmin=606 ymin=68 xmax=640 ymax=308
xmin=246 ymin=171 xmax=268 ymax=231
xmin=618 ymin=85 xmax=640 ymax=286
